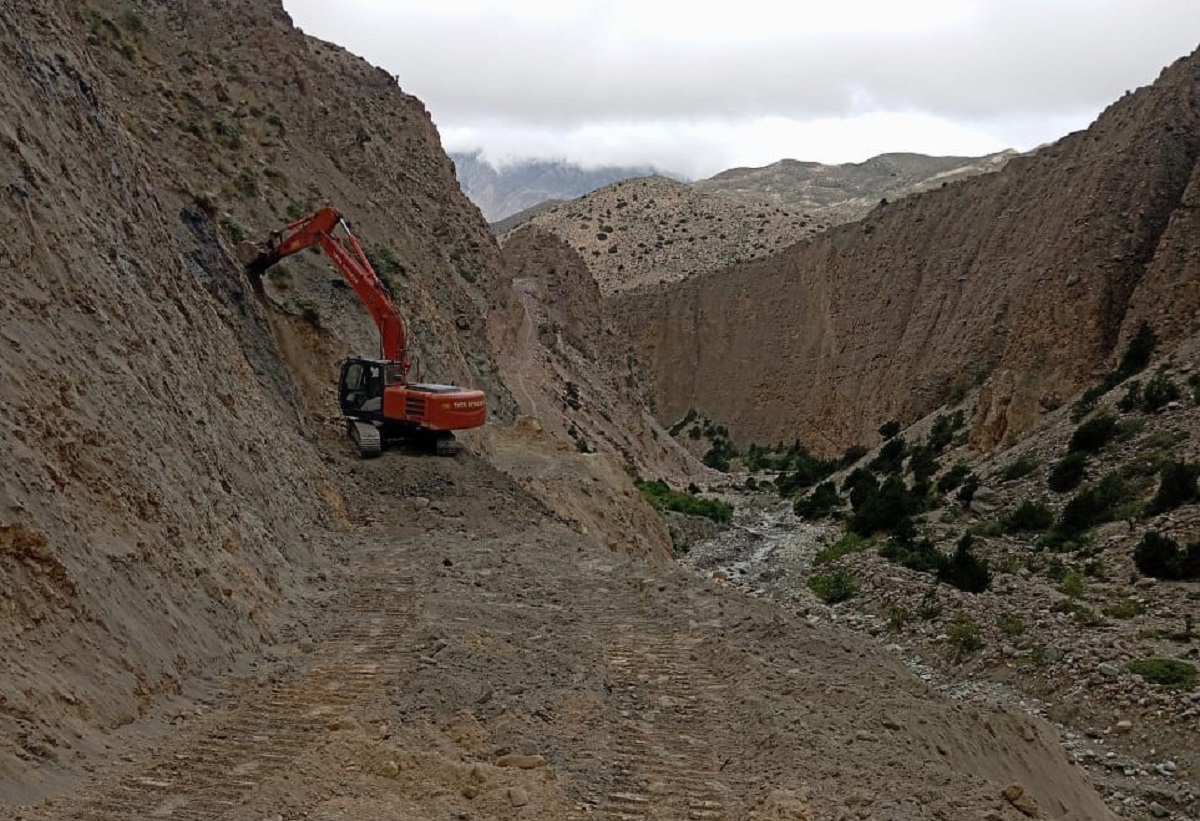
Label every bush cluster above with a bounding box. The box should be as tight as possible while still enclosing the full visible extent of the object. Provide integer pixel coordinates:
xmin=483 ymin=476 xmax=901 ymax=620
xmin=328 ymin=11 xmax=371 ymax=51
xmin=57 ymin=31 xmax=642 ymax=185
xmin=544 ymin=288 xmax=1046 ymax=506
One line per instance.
xmin=635 ymin=479 xmax=732 ymax=523
xmin=1134 ymin=531 xmax=1200 ymax=580
xmin=808 ymin=570 xmax=859 ymax=603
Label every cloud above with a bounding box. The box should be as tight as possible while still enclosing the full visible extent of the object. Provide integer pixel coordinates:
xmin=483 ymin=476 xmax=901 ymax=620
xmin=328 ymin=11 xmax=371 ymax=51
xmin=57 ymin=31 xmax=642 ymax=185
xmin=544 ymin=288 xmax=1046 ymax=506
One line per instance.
xmin=282 ymin=0 xmax=1200 ymax=173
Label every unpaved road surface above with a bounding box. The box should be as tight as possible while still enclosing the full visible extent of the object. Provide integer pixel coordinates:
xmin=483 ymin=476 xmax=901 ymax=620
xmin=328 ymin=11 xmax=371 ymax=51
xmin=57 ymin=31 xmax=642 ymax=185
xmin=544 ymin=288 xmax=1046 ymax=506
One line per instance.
xmin=15 ymin=455 xmax=1116 ymax=821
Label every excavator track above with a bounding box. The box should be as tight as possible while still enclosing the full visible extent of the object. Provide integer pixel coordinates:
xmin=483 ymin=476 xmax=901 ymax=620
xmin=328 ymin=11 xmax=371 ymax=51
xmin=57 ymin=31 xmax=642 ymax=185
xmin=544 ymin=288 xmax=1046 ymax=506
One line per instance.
xmin=434 ymin=433 xmax=460 ymax=457
xmin=349 ymin=420 xmax=382 ymax=458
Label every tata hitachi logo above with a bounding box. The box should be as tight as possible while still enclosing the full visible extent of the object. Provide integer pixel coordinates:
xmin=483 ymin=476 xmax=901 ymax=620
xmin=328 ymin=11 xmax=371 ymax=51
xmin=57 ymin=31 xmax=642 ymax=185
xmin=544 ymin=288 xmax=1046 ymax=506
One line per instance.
xmin=452 ymin=400 xmax=486 ymax=409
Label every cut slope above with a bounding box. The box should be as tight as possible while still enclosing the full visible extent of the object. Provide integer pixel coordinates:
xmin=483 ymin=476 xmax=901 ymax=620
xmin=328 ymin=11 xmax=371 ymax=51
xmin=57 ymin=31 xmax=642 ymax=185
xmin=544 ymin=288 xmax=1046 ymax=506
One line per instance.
xmin=0 ymin=0 xmax=511 ymax=798
xmin=612 ymin=48 xmax=1200 ymax=455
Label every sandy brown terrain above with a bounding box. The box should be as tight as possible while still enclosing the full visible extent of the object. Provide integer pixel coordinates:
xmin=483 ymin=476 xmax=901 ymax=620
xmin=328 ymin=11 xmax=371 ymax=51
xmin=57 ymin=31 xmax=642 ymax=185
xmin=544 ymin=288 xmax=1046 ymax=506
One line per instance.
xmin=13 ymin=445 xmax=1120 ymax=821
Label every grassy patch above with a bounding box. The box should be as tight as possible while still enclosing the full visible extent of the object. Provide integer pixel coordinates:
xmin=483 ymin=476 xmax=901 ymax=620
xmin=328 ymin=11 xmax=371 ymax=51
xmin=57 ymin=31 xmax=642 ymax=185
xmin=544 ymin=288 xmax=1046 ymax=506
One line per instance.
xmin=814 ymin=531 xmax=870 ymax=566
xmin=635 ymin=479 xmax=732 ymax=523
xmin=1127 ymin=658 xmax=1196 ymax=689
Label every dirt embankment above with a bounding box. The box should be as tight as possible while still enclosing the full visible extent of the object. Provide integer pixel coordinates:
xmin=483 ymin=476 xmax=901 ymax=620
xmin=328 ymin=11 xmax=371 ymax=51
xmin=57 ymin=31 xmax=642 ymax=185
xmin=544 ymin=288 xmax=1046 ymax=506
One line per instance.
xmin=612 ymin=48 xmax=1200 ymax=456
xmin=15 ymin=449 xmax=1120 ymax=821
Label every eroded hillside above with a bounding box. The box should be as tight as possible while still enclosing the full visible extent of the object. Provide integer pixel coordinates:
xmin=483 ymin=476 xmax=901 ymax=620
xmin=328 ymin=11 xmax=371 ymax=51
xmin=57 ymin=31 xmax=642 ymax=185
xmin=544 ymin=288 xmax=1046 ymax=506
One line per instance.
xmin=0 ymin=0 xmax=513 ymax=797
xmin=0 ymin=1 xmax=1142 ymax=818
xmin=504 ymin=152 xmax=1012 ymax=296
xmin=613 ymin=48 xmax=1200 ymax=456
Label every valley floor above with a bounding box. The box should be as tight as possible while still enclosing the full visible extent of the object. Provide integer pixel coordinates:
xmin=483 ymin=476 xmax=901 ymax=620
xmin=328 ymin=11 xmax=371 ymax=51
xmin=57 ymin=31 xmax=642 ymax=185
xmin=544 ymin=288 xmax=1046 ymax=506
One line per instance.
xmin=13 ymin=452 xmax=1117 ymax=821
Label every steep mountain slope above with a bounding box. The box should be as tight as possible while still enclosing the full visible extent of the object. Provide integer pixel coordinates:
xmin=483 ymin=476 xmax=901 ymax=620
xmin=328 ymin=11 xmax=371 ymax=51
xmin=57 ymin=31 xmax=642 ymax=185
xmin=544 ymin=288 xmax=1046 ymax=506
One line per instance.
xmin=507 ymin=152 xmax=1012 ymax=295
xmin=450 ymin=151 xmax=657 ymax=222
xmin=613 ymin=48 xmax=1200 ymax=455
xmin=0 ymin=2 xmax=1137 ymax=817
xmin=507 ymin=176 xmax=822 ymax=295
xmin=0 ymin=0 xmax=513 ymax=797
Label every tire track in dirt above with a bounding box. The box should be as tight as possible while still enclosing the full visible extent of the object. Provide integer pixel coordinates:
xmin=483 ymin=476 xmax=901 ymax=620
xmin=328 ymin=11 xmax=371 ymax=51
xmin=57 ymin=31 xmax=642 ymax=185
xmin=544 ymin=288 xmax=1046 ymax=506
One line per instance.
xmin=30 ymin=556 xmax=421 ymax=821
xmin=567 ymin=607 xmax=742 ymax=821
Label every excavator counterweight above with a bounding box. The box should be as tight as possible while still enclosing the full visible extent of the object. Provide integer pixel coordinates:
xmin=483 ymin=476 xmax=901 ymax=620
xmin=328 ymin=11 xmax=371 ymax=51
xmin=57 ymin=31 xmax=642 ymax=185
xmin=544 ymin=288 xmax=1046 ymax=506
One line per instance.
xmin=241 ymin=208 xmax=486 ymax=457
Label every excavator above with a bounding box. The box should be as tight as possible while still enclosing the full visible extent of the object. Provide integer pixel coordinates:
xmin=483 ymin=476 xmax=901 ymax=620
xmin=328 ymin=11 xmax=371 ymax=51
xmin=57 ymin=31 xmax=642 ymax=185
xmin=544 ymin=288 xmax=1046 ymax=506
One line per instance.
xmin=238 ymin=207 xmax=486 ymax=457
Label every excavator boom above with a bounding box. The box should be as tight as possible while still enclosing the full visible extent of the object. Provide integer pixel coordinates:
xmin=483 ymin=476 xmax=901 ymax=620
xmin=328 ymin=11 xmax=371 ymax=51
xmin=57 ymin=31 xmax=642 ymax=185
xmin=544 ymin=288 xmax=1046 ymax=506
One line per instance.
xmin=240 ymin=207 xmax=486 ymax=457
xmin=241 ymin=207 xmax=407 ymax=373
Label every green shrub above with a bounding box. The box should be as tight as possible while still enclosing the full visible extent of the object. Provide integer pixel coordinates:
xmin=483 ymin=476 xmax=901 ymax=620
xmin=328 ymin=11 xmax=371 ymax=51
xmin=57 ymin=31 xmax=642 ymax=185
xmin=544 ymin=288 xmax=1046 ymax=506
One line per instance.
xmin=808 ymin=570 xmax=859 ymax=604
xmin=1141 ymin=369 xmax=1181 ymax=412
xmin=1117 ymin=380 xmax=1142 ymax=412
xmin=218 ymin=217 xmax=246 ymax=244
xmin=814 ymin=531 xmax=869 ymax=565
xmin=1103 ymin=598 xmax=1144 ymax=619
xmin=1056 ymin=472 xmax=1133 ymax=537
xmin=840 ymin=444 xmax=869 ymax=467
xmin=635 ymin=479 xmax=732 ymax=523
xmin=848 ymin=475 xmax=914 ymax=536
xmin=938 ymin=533 xmax=991 ymax=593
xmin=878 ymin=420 xmax=901 ymax=440
xmin=1048 ymin=451 xmax=1088 ymax=493
xmin=999 ymin=456 xmax=1039 ymax=482
xmin=916 ymin=587 xmax=943 ymax=620
xmin=1133 ymin=531 xmax=1200 ymax=580
xmin=1127 ymin=658 xmax=1196 ymax=689
xmin=1004 ymin=500 xmax=1054 ymax=533
xmin=887 ymin=607 xmax=913 ymax=633
xmin=869 ymin=436 xmax=907 ymax=475
xmin=1116 ymin=321 xmax=1156 ymax=380
xmin=998 ymin=613 xmax=1027 ymax=636
xmin=956 ymin=473 xmax=981 ymax=505
xmin=927 ymin=412 xmax=963 ymax=455
xmin=948 ymin=611 xmax=984 ymax=658
xmin=937 ymin=463 xmax=972 ymax=493
xmin=668 ymin=409 xmax=698 ymax=437
xmin=843 ymin=467 xmax=879 ymax=509
xmin=1069 ymin=413 xmax=1119 ymax=453
xmin=794 ymin=481 xmax=844 ymax=519
xmin=880 ymin=530 xmax=946 ymax=575
xmin=1060 ymin=571 xmax=1086 ymax=598
xmin=1148 ymin=460 xmax=1199 ymax=515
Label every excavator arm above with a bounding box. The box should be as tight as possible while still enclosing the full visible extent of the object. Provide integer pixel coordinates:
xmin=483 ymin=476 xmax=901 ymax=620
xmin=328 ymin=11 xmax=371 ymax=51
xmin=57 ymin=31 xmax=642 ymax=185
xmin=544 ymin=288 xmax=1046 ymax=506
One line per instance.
xmin=240 ymin=207 xmax=409 ymax=376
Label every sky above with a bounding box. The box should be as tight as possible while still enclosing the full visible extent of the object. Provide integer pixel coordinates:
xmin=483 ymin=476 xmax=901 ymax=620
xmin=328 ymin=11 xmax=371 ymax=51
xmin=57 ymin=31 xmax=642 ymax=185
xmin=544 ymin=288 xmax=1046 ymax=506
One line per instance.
xmin=281 ymin=1 xmax=1200 ymax=179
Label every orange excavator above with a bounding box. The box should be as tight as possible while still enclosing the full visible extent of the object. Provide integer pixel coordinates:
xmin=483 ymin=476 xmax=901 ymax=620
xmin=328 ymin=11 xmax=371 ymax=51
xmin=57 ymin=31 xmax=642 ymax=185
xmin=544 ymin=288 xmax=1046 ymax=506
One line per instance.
xmin=239 ymin=207 xmax=486 ymax=457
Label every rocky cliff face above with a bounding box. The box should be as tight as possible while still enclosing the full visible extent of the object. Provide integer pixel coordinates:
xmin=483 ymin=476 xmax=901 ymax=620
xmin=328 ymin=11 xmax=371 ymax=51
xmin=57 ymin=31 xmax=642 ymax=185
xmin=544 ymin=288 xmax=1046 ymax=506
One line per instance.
xmin=613 ymin=49 xmax=1200 ymax=455
xmin=0 ymin=0 xmax=511 ymax=796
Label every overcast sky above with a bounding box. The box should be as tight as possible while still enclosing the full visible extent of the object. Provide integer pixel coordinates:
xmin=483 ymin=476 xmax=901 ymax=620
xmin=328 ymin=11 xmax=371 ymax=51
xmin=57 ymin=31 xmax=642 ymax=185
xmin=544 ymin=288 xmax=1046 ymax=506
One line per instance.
xmin=281 ymin=1 xmax=1200 ymax=179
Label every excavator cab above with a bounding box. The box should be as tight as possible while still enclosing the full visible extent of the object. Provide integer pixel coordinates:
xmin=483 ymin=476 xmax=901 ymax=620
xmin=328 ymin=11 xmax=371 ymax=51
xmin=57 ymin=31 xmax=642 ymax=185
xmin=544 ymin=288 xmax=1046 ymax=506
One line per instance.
xmin=338 ymin=358 xmax=386 ymax=418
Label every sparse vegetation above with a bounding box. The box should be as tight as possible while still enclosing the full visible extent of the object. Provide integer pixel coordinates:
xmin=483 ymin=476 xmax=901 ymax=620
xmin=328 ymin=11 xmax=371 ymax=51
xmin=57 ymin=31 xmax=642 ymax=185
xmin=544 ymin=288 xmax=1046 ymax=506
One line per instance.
xmin=1070 ymin=320 xmax=1157 ymax=420
xmin=948 ymin=611 xmax=984 ymax=659
xmin=808 ymin=570 xmax=859 ymax=604
xmin=295 ymin=299 xmax=321 ymax=328
xmin=999 ymin=456 xmax=1039 ymax=482
xmin=793 ymin=481 xmax=843 ymax=519
xmin=1047 ymin=451 xmax=1088 ymax=493
xmin=1103 ymin=598 xmax=1144 ymax=619
xmin=1054 ymin=472 xmax=1135 ymax=539
xmin=635 ymin=478 xmax=732 ymax=523
xmin=1147 ymin=460 xmax=1199 ymax=515
xmin=1126 ymin=658 xmax=1196 ymax=689
xmin=815 ymin=531 xmax=869 ymax=566
xmin=1069 ymin=413 xmax=1120 ymax=453
xmin=1003 ymin=500 xmax=1054 ymax=533
xmin=218 ymin=217 xmax=246 ymax=244
xmin=998 ymin=613 xmax=1027 ymax=637
xmin=1134 ymin=531 xmax=1200 ymax=580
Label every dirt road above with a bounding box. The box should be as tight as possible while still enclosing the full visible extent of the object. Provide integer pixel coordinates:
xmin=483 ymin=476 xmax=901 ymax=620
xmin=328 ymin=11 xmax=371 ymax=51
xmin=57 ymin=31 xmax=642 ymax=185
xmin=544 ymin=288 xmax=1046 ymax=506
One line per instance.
xmin=16 ymin=454 xmax=1117 ymax=821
